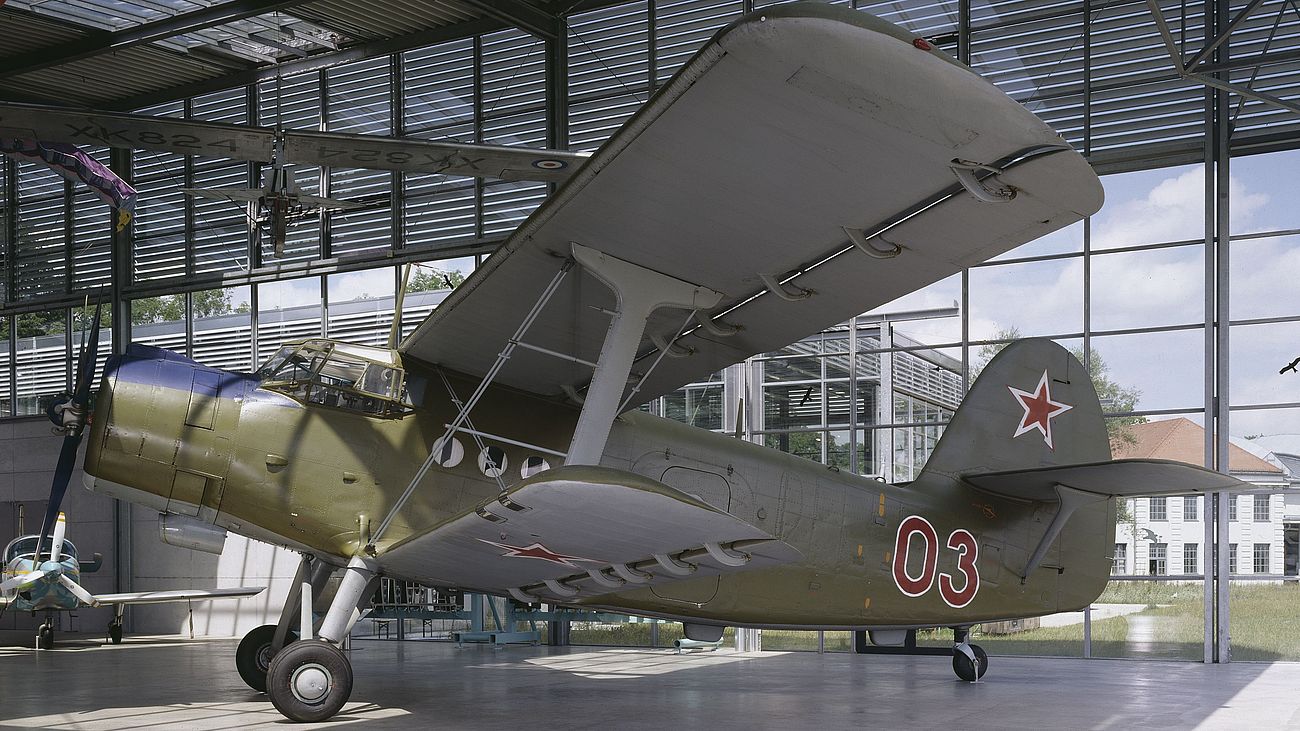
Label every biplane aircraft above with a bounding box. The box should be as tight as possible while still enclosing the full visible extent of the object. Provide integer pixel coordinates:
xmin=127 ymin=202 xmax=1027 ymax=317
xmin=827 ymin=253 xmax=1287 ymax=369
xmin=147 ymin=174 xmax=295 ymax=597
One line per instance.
xmin=10 ymin=3 xmax=1254 ymax=723
xmin=1 ymin=513 xmax=263 ymax=648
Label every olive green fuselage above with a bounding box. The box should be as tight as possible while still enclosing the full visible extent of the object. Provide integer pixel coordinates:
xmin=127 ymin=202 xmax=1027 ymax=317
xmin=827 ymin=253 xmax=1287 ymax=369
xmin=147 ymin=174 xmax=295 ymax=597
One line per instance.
xmin=85 ymin=356 xmax=1114 ymax=629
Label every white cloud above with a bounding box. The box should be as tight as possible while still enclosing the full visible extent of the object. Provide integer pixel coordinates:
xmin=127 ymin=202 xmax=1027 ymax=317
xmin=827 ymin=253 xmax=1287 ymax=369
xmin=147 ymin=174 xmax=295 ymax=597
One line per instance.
xmin=1093 ymin=169 xmax=1270 ymax=248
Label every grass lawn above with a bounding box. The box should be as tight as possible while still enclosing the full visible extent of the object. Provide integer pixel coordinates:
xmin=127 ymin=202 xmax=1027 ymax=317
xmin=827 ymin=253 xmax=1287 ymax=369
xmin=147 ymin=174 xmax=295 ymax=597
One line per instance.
xmin=565 ymin=582 xmax=1300 ymax=660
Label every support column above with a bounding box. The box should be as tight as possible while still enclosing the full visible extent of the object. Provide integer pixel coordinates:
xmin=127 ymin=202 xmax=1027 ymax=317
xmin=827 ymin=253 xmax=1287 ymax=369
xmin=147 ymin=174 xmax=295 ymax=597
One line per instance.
xmin=565 ymin=243 xmax=723 ymax=465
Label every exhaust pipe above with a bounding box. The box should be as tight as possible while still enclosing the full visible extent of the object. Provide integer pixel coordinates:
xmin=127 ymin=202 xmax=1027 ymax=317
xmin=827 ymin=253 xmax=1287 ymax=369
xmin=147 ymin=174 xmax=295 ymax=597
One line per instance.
xmin=159 ymin=513 xmax=228 ymax=554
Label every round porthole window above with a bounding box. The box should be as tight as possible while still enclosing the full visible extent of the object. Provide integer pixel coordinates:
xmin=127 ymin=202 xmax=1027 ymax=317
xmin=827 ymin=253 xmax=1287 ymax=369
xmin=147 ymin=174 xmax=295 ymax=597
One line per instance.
xmin=478 ymin=446 xmax=508 ymax=478
xmin=431 ymin=436 xmax=464 ymax=468
xmin=520 ymin=455 xmax=551 ymax=479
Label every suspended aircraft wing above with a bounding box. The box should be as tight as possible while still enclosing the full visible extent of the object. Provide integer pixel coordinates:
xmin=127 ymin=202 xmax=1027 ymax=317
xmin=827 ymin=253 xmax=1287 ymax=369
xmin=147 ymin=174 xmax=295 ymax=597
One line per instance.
xmin=399 ymin=4 xmax=1104 ymax=407
xmin=963 ymin=459 xmax=1250 ymax=501
xmin=181 ymin=187 xmax=265 ymax=203
xmin=90 ymin=586 xmax=265 ymax=607
xmin=380 ymin=466 xmax=800 ymax=602
xmin=0 ymin=101 xmax=584 ymax=183
xmin=296 ymin=193 xmax=369 ymax=211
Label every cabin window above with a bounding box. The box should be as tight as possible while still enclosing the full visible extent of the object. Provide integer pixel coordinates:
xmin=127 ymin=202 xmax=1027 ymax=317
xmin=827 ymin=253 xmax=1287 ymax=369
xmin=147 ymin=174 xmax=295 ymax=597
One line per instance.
xmin=257 ymin=339 xmax=410 ymax=417
xmin=432 ymin=437 xmax=464 ymax=468
xmin=479 ymin=446 xmax=507 ymax=478
xmin=521 ymin=456 xmax=551 ymax=479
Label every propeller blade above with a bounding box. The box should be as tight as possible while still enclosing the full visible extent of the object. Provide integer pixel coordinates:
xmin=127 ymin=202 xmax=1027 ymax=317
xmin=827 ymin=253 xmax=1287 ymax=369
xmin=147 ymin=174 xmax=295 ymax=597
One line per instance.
xmin=57 ymin=573 xmax=99 ymax=608
xmin=50 ymin=513 xmax=67 ymax=563
xmin=0 ymin=564 xmax=59 ymax=593
xmin=35 ymin=303 xmax=102 ymax=559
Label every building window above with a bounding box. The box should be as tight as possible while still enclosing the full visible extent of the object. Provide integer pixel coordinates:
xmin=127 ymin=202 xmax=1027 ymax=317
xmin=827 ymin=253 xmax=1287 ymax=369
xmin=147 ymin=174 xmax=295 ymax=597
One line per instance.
xmin=1149 ymin=543 xmax=1167 ymax=576
xmin=1183 ymin=543 xmax=1198 ymax=575
xmin=1229 ymin=543 xmax=1238 ymax=574
xmin=1229 ymin=497 xmax=1238 ymax=522
xmin=1184 ymin=496 xmax=1198 ymax=521
xmin=1112 ymin=543 xmax=1127 ymax=575
xmin=1254 ymin=495 xmax=1270 ymax=522
xmin=1149 ymin=497 xmax=1167 ymax=521
xmin=1254 ymin=543 xmax=1270 ymax=574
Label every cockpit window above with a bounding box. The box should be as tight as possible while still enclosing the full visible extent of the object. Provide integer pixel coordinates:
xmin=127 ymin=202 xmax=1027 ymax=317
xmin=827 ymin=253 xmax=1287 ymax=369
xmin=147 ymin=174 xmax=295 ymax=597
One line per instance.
xmin=256 ymin=339 xmax=411 ymax=418
xmin=4 ymin=535 xmax=78 ymax=562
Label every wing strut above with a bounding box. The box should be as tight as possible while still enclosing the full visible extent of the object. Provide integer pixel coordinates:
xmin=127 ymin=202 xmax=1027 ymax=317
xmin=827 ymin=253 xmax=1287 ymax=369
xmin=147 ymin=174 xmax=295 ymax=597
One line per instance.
xmin=1020 ymin=484 xmax=1104 ymax=583
xmin=372 ymin=260 xmax=575 ymax=545
xmin=565 ymin=243 xmax=723 ymax=465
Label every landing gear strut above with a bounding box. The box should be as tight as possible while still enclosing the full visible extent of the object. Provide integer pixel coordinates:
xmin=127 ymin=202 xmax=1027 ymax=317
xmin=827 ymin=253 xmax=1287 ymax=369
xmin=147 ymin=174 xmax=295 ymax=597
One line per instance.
xmin=951 ymin=627 xmax=988 ymax=682
xmin=236 ymin=554 xmax=331 ymax=692
xmin=264 ymin=555 xmax=377 ymax=722
xmin=36 ymin=620 xmax=54 ymax=650
xmin=108 ymin=605 xmax=124 ymax=644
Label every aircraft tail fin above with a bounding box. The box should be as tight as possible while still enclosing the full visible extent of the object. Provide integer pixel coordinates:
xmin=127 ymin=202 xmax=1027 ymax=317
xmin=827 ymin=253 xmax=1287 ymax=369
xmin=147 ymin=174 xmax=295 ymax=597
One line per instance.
xmin=918 ymin=338 xmax=1111 ymax=484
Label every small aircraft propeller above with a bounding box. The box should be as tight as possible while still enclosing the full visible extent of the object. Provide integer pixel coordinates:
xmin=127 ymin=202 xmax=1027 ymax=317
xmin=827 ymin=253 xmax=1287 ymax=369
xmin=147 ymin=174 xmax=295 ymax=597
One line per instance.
xmin=33 ymin=303 xmax=103 ymax=563
xmin=0 ymin=514 xmax=70 ymax=593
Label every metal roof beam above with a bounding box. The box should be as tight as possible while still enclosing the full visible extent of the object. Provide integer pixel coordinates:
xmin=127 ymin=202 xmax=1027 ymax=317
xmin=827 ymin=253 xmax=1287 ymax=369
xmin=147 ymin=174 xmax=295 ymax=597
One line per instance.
xmin=454 ymin=0 xmax=557 ymax=40
xmin=0 ymin=0 xmax=316 ymax=81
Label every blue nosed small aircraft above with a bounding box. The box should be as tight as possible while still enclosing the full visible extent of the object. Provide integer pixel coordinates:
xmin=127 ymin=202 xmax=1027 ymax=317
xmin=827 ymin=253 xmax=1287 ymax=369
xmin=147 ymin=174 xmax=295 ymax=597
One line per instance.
xmin=1 ymin=513 xmax=264 ymax=648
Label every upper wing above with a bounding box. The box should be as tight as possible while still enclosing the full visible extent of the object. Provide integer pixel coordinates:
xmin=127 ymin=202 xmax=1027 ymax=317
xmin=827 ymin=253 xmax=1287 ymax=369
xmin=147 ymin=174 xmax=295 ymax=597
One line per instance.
xmin=0 ymin=101 xmax=584 ymax=183
xmin=379 ymin=465 xmax=800 ymax=602
xmin=400 ymin=4 xmax=1103 ymax=406
xmin=296 ymin=194 xmax=368 ymax=211
xmin=92 ymin=586 xmax=264 ymax=606
xmin=963 ymin=459 xmax=1250 ymax=501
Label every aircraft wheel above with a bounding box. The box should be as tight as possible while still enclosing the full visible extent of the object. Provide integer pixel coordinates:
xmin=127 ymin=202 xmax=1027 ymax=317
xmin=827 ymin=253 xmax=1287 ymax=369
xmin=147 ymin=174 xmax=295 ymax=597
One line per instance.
xmin=266 ymin=639 xmax=352 ymax=723
xmin=37 ymin=623 xmax=54 ymax=650
xmin=952 ymin=643 xmax=988 ymax=682
xmin=236 ymin=624 xmax=298 ymax=693
xmin=108 ymin=622 xmax=123 ymax=645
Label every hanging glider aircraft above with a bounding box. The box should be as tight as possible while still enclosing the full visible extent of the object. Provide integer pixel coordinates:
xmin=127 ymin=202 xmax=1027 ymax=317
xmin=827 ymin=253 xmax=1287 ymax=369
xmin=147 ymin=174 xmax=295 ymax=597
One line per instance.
xmin=1 ymin=513 xmax=264 ymax=648
xmin=18 ymin=3 xmax=1250 ymax=723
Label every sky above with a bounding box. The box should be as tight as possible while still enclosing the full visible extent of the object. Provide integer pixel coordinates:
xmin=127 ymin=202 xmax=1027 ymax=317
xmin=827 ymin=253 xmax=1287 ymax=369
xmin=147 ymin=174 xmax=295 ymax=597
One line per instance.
xmin=872 ymin=150 xmax=1300 ymax=448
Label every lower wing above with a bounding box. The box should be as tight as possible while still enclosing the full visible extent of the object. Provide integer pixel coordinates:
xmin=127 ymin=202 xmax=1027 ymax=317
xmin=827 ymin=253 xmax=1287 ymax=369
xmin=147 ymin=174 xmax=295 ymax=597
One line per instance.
xmin=380 ymin=465 xmax=801 ymax=604
xmin=92 ymin=586 xmax=265 ymax=607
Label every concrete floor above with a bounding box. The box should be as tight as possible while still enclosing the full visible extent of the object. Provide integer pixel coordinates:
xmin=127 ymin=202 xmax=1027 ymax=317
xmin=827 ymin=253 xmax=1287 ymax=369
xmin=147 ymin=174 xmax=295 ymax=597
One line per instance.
xmin=1 ymin=635 xmax=1299 ymax=730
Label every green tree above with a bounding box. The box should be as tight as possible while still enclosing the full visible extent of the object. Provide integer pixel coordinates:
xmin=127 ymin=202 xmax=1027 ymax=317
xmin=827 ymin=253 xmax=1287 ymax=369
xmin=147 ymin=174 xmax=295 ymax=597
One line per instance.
xmin=975 ymin=327 xmax=1146 ymax=452
xmin=408 ymin=267 xmax=465 ymax=293
xmin=130 ymin=290 xmax=243 ymax=325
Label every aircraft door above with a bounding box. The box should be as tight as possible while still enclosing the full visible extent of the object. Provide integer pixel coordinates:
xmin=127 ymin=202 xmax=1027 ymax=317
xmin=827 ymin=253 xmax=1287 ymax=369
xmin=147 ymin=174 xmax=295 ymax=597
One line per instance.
xmin=653 ymin=467 xmax=729 ymax=606
xmin=659 ymin=466 xmax=731 ymax=511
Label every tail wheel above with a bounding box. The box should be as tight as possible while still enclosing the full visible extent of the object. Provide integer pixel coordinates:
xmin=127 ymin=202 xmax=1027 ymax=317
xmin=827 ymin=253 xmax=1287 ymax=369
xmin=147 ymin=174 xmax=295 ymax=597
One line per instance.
xmin=236 ymin=624 xmax=298 ymax=692
xmin=952 ymin=643 xmax=988 ymax=682
xmin=37 ymin=623 xmax=54 ymax=650
xmin=108 ymin=622 xmax=123 ymax=645
xmin=266 ymin=639 xmax=353 ymax=723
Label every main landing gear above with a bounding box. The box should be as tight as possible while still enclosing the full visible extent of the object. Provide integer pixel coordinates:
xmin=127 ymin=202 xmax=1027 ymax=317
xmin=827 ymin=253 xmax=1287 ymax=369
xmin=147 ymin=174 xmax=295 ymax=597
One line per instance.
xmin=237 ymin=553 xmax=377 ymax=723
xmin=108 ymin=605 xmax=124 ymax=645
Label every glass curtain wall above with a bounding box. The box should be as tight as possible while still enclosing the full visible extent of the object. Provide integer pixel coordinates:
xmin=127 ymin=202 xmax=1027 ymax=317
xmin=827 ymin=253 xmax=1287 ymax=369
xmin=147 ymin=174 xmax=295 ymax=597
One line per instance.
xmin=0 ymin=0 xmax=1298 ymax=660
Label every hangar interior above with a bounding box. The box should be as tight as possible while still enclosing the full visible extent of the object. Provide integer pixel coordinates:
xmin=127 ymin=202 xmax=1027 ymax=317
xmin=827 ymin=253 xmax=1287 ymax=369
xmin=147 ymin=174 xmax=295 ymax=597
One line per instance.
xmin=2 ymin=0 xmax=1300 ymax=697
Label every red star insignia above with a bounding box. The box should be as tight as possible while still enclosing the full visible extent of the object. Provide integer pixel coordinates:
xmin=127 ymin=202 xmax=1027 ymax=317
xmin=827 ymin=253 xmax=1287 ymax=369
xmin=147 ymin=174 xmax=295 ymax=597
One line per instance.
xmin=1007 ymin=370 xmax=1073 ymax=450
xmin=476 ymin=539 xmax=602 ymax=568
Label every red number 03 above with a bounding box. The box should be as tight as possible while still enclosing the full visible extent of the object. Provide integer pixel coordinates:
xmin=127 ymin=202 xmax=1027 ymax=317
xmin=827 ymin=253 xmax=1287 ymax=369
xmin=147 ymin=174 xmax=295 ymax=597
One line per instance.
xmin=891 ymin=515 xmax=980 ymax=608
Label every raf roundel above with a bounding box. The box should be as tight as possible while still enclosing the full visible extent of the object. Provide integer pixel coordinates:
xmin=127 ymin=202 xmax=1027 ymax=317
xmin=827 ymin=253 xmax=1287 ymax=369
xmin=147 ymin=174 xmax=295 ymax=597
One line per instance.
xmin=532 ymin=159 xmax=568 ymax=170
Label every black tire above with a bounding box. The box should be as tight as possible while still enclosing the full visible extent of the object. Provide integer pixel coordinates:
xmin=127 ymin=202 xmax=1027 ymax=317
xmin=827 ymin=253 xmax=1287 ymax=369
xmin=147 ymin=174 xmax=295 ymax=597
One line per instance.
xmin=37 ymin=624 xmax=54 ymax=650
xmin=952 ymin=644 xmax=989 ymax=682
xmin=236 ymin=624 xmax=298 ymax=693
xmin=266 ymin=639 xmax=353 ymax=723
xmin=109 ymin=622 xmax=123 ymax=645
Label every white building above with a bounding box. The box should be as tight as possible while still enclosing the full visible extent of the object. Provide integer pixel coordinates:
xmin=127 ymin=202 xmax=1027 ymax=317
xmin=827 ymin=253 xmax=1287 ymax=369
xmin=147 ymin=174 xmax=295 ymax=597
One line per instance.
xmin=1112 ymin=418 xmax=1300 ymax=578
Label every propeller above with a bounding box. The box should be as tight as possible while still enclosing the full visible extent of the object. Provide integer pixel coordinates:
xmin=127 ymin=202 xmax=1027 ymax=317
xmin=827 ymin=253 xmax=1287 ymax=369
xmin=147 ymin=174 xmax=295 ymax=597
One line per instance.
xmin=33 ymin=303 xmax=102 ymax=563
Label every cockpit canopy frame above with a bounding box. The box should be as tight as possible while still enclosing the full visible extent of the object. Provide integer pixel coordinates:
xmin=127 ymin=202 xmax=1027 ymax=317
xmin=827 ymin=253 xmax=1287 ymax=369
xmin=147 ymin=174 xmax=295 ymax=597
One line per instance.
xmin=256 ymin=338 xmax=413 ymax=418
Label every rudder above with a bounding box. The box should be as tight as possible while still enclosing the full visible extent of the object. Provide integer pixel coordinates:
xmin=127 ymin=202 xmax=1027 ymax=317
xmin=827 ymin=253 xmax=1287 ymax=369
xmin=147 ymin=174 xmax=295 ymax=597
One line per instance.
xmin=919 ymin=339 xmax=1110 ymax=482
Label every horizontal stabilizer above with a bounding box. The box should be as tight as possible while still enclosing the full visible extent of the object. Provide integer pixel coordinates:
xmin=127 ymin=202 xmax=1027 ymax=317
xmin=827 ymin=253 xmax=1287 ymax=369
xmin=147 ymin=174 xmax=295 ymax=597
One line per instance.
xmin=963 ymin=458 xmax=1250 ymax=502
xmin=381 ymin=466 xmax=800 ymax=602
xmin=93 ymin=586 xmax=265 ymax=606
